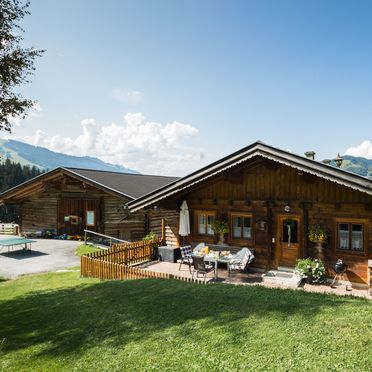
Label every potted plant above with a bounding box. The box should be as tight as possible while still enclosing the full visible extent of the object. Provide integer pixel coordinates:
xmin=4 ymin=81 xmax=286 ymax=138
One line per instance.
xmin=308 ymin=224 xmax=328 ymax=260
xmin=294 ymin=257 xmax=326 ymax=284
xmin=211 ymin=220 xmax=229 ymax=245
xmin=308 ymin=224 xmax=327 ymax=242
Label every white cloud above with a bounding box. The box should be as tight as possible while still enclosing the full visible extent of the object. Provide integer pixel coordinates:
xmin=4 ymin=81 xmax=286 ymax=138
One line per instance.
xmin=110 ymin=89 xmax=144 ymax=105
xmin=18 ymin=112 xmax=203 ymax=176
xmin=344 ymin=140 xmax=372 ymax=159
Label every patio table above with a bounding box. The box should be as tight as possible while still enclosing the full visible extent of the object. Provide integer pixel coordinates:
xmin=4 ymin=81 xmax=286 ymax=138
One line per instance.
xmin=203 ymin=253 xmax=233 ymax=279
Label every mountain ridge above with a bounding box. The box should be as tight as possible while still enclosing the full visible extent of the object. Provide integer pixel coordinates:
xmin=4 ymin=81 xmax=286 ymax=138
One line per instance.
xmin=1 ymin=139 xmax=372 ymax=179
xmin=0 ymin=139 xmax=138 ymax=173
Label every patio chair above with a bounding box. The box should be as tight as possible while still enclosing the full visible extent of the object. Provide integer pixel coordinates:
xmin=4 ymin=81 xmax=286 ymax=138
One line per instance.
xmin=192 ymin=255 xmax=215 ymax=283
xmin=178 ymin=245 xmax=193 ymax=273
xmin=227 ymin=247 xmax=254 ymax=276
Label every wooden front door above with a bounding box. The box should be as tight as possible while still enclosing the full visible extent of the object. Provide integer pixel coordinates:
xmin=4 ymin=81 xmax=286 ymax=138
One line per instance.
xmin=276 ymin=215 xmax=301 ymax=267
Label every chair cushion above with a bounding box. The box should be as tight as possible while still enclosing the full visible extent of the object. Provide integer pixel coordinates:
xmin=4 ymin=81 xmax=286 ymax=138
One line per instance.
xmin=180 ymin=245 xmax=192 ymax=258
xmin=229 ymin=248 xmax=254 ymax=271
xmin=193 ymin=242 xmax=206 ymax=254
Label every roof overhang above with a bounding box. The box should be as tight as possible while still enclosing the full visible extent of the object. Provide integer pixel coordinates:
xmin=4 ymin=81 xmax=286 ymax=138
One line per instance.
xmin=0 ymin=167 xmax=134 ymax=202
xmin=128 ymin=141 xmax=372 ymax=212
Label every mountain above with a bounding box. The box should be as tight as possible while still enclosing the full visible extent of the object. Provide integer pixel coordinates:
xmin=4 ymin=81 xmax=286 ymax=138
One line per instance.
xmin=0 ymin=139 xmax=138 ymax=173
xmin=339 ymin=155 xmax=372 ymax=178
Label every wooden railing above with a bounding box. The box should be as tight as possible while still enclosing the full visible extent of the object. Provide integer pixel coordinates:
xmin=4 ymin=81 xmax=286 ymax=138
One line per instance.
xmin=86 ymin=238 xmax=162 ymax=266
xmin=80 ymin=255 xmax=208 ymax=284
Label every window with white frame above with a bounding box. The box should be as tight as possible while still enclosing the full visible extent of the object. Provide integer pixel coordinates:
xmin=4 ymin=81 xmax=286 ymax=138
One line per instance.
xmin=337 ymin=222 xmax=364 ymax=252
xmin=231 ymin=214 xmax=252 ymax=240
xmin=197 ymin=212 xmax=215 ymax=235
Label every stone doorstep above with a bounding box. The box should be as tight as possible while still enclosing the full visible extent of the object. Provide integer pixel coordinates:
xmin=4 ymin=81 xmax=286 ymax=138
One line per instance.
xmin=262 ymin=269 xmax=302 ymax=288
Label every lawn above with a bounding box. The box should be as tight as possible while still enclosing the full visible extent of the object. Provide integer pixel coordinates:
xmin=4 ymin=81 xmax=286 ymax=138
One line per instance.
xmin=75 ymin=244 xmax=103 ymax=256
xmin=0 ymin=272 xmax=371 ymax=371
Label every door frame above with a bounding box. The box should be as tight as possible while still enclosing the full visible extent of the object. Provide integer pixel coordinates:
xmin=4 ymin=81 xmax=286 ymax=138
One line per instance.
xmin=275 ymin=214 xmax=302 ymax=267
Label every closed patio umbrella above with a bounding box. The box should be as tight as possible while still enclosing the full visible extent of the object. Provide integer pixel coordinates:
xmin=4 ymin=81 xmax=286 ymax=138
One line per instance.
xmin=178 ymin=200 xmax=190 ymax=241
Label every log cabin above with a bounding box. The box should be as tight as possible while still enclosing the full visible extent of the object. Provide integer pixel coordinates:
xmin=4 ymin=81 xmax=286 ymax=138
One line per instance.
xmin=0 ymin=167 xmax=177 ymax=241
xmin=128 ymin=141 xmax=372 ymax=287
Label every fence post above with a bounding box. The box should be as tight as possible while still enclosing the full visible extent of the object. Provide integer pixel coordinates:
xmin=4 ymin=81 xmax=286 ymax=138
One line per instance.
xmin=84 ymin=230 xmax=87 ymax=245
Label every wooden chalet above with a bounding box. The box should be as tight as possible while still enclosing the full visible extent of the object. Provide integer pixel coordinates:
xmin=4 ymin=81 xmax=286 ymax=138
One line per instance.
xmin=0 ymin=168 xmax=177 ymax=240
xmin=128 ymin=141 xmax=372 ymax=286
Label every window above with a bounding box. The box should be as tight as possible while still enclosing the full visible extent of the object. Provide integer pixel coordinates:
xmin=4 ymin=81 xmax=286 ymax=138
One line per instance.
xmin=282 ymin=218 xmax=298 ymax=243
xmin=337 ymin=222 xmax=364 ymax=252
xmin=231 ymin=214 xmax=252 ymax=239
xmin=197 ymin=212 xmax=215 ymax=235
xmin=86 ymin=210 xmax=95 ymax=226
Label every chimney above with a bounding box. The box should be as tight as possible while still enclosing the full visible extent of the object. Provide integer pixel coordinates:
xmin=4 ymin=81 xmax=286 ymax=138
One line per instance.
xmin=304 ymin=151 xmax=316 ymax=160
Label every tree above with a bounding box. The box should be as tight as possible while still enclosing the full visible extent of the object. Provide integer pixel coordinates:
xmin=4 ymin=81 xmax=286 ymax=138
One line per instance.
xmin=0 ymin=0 xmax=44 ymax=132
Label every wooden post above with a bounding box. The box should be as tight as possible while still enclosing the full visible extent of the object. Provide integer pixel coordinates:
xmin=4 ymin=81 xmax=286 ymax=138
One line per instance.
xmin=84 ymin=230 xmax=87 ymax=245
xmin=161 ymin=218 xmax=165 ymax=244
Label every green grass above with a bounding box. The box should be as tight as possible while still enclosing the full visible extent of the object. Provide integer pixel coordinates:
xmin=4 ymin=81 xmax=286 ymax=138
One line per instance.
xmin=75 ymin=244 xmax=103 ymax=256
xmin=0 ymin=272 xmax=371 ymax=371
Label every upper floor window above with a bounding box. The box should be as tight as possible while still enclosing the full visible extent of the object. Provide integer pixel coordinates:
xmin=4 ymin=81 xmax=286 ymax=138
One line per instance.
xmin=197 ymin=212 xmax=215 ymax=235
xmin=231 ymin=214 xmax=252 ymax=239
xmin=337 ymin=222 xmax=364 ymax=252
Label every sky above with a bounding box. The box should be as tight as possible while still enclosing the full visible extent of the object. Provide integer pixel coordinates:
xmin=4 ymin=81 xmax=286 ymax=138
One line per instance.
xmin=3 ymin=0 xmax=372 ymax=176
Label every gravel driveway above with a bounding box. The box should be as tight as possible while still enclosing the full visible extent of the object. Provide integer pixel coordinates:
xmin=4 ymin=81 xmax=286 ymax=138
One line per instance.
xmin=0 ymin=237 xmax=81 ymax=279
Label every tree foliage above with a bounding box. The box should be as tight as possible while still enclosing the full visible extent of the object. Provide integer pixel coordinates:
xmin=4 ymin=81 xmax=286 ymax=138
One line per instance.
xmin=0 ymin=158 xmax=44 ymax=222
xmin=0 ymin=0 xmax=44 ymax=132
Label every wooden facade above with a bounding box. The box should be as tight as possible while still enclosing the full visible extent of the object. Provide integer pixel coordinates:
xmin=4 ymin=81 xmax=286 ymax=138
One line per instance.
xmin=8 ymin=177 xmax=144 ymax=239
xmin=0 ymin=168 xmax=176 ymax=241
xmin=129 ymin=144 xmax=372 ymax=286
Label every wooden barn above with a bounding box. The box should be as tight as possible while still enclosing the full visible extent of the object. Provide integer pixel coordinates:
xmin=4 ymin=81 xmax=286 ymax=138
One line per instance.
xmin=0 ymin=167 xmax=177 ymax=241
xmin=128 ymin=141 xmax=372 ymax=286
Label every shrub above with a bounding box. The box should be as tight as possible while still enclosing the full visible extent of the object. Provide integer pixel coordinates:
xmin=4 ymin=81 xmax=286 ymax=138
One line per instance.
xmin=295 ymin=257 xmax=326 ymax=284
xmin=143 ymin=231 xmax=159 ymax=241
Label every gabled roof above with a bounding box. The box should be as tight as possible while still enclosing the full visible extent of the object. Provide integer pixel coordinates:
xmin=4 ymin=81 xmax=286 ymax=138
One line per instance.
xmin=0 ymin=167 xmax=178 ymax=201
xmin=128 ymin=141 xmax=372 ymax=212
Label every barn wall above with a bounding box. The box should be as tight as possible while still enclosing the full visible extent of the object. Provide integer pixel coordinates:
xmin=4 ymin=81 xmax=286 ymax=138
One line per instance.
xmin=18 ymin=177 xmax=147 ymax=240
xmin=21 ymin=192 xmax=58 ymax=233
xmin=149 ymin=208 xmax=179 ymax=246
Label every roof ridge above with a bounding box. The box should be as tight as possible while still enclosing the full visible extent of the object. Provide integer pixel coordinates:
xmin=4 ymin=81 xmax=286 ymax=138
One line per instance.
xmin=65 ymin=167 xmax=178 ymax=178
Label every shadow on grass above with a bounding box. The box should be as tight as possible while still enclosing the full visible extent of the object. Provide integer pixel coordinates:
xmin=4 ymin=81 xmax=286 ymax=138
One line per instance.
xmin=0 ymin=279 xmax=369 ymax=358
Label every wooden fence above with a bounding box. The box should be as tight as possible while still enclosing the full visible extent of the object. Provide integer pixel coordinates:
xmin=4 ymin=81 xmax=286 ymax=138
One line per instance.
xmin=86 ymin=238 xmax=161 ymax=265
xmin=80 ymin=255 xmax=208 ymax=284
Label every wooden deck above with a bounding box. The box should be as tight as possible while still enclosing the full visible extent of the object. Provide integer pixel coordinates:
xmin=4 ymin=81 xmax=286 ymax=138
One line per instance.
xmin=137 ymin=261 xmax=370 ymax=298
xmin=138 ymin=261 xmax=264 ymax=284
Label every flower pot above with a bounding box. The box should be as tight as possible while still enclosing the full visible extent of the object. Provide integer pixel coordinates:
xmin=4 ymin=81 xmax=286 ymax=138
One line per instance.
xmin=218 ymin=234 xmax=225 ymax=245
xmin=312 ymin=240 xmax=326 ymax=260
xmin=306 ymin=275 xmax=313 ymax=284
